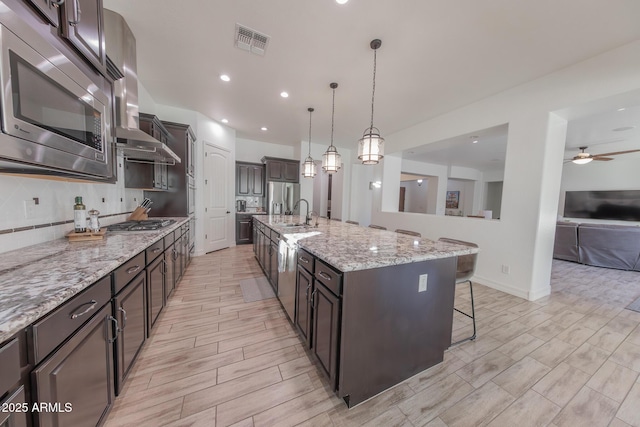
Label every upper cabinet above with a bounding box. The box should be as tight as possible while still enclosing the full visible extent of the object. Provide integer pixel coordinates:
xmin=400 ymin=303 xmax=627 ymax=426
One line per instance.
xmin=236 ymin=162 xmax=264 ymax=197
xmin=124 ymin=114 xmax=172 ymax=191
xmin=262 ymin=157 xmax=299 ymax=183
xmin=60 ymin=0 xmax=106 ymax=72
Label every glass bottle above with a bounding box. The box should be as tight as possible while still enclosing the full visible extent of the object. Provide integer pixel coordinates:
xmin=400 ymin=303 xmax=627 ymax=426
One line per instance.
xmin=74 ymin=196 xmax=87 ymax=233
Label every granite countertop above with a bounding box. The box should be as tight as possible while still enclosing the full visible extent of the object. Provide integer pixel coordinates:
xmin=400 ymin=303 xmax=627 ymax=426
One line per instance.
xmin=0 ymin=217 xmax=189 ymax=343
xmin=254 ymin=215 xmax=479 ymax=272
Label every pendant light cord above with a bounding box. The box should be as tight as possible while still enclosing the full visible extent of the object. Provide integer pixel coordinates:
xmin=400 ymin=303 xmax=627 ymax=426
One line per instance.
xmin=370 ymin=47 xmax=377 ymax=130
xmin=330 ymin=87 xmax=336 ymax=148
xmin=308 ymin=109 xmax=313 ymax=156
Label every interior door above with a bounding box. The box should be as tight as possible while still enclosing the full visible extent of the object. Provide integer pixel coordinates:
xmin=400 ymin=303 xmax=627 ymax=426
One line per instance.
xmin=204 ymin=143 xmax=231 ymax=253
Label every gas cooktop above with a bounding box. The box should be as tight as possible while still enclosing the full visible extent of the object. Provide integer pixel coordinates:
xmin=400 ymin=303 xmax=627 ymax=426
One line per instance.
xmin=107 ymin=219 xmax=176 ymax=231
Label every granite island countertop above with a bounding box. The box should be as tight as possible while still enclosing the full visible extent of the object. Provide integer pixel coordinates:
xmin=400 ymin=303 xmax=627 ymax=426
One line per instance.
xmin=253 ymin=215 xmax=478 ymax=272
xmin=0 ymin=217 xmax=189 ymax=343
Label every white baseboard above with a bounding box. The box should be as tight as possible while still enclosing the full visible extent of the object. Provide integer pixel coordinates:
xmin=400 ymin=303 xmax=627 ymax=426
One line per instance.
xmin=473 ymin=274 xmax=551 ymax=301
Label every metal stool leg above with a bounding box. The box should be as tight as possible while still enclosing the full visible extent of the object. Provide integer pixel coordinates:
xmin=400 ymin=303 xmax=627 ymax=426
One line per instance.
xmin=451 ymin=280 xmax=476 ymax=346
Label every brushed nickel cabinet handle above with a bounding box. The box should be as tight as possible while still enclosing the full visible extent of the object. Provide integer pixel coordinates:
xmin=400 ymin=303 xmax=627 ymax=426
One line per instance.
xmin=107 ymin=316 xmax=119 ymax=343
xmin=69 ymin=300 xmax=97 ymax=319
xmin=50 ymin=0 xmax=65 ymax=5
xmin=299 ymin=257 xmax=309 ymax=264
xmin=69 ymin=0 xmax=81 ymax=25
xmin=318 ymin=271 xmax=332 ymax=281
xmin=126 ymin=265 xmax=141 ymax=274
xmin=152 ymin=247 xmax=161 ymax=253
xmin=118 ymin=306 xmax=127 ymax=330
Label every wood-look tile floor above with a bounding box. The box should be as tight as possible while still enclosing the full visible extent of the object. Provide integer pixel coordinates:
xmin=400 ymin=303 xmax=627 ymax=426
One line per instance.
xmin=104 ymin=247 xmax=640 ymax=427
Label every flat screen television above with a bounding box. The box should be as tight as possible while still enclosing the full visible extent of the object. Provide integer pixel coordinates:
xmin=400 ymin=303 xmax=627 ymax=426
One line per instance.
xmin=564 ymin=190 xmax=640 ymax=221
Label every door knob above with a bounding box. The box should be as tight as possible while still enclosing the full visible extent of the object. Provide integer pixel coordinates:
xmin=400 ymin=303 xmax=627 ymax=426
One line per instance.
xmin=226 ymin=211 xmax=230 ymax=214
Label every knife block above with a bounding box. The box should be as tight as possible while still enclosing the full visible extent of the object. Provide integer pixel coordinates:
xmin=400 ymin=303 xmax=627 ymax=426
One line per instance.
xmin=129 ymin=207 xmax=148 ymax=221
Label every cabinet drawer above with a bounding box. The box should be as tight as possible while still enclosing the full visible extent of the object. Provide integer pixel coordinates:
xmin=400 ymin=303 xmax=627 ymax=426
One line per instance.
xmin=31 ymin=276 xmax=111 ymax=364
xmin=270 ymin=229 xmax=280 ymax=242
xmin=0 ymin=338 xmax=20 ymax=397
xmin=181 ymin=224 xmax=187 ymax=235
xmin=164 ymin=230 xmax=176 ymax=247
xmin=297 ymin=249 xmax=314 ymax=273
xmin=113 ymin=252 xmax=145 ymax=294
xmin=0 ymin=385 xmax=27 ymax=427
xmin=146 ymin=240 xmax=164 ymax=264
xmin=314 ymin=259 xmax=342 ymax=296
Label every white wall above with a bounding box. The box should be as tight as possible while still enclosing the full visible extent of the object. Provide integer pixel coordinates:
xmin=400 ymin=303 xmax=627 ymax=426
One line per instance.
xmin=401 ymin=180 xmax=429 ymax=213
xmin=357 ymin=39 xmax=640 ymax=301
xmin=237 ymin=138 xmax=295 ymax=163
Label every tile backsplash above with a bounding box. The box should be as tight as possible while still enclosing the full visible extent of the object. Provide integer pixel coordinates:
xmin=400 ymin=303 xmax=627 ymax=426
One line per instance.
xmin=0 ymin=154 xmax=143 ymax=254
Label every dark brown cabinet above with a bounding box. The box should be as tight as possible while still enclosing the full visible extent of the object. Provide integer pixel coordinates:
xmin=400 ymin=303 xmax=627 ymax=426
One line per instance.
xmin=124 ymin=114 xmax=172 ymax=190
xmin=0 ymin=332 xmax=29 ymax=427
xmin=236 ymin=162 xmax=264 ymax=196
xmin=312 ymin=281 xmax=340 ymax=388
xmin=295 ymin=266 xmax=313 ymax=347
xmin=32 ymin=303 xmax=115 ymax=427
xmin=113 ymin=271 xmax=146 ymax=395
xmin=236 ymin=214 xmax=253 ymax=245
xmin=269 ymin=239 xmax=279 ymax=292
xmin=261 ymin=157 xmax=299 ymax=183
xmin=146 ymin=255 xmax=165 ymax=334
xmin=60 ymin=0 xmax=106 ymax=72
xmin=0 ymin=385 xmax=28 ymax=427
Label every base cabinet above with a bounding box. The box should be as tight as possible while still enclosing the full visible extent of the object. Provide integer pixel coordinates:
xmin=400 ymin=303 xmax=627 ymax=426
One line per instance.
xmin=147 ymin=255 xmax=165 ymax=334
xmin=295 ymin=266 xmax=313 ymax=347
xmin=0 ymin=386 xmax=27 ymax=427
xmin=32 ymin=304 xmax=115 ymax=427
xmin=312 ymin=282 xmax=340 ymax=387
xmin=113 ymin=272 xmax=146 ymax=395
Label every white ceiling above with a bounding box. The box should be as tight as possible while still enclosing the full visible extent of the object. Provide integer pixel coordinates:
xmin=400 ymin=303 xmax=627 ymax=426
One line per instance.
xmin=103 ymin=0 xmax=640 ymax=153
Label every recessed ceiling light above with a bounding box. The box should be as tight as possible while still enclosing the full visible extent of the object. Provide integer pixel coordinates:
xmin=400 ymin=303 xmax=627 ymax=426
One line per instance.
xmin=221 ymin=119 xmax=229 ymax=124
xmin=470 ymin=135 xmax=479 ymax=143
xmin=617 ymin=107 xmax=626 ymax=111
xmin=613 ymin=126 xmax=635 ymax=132
xmin=280 ymin=92 xmax=289 ymax=98
xmin=336 ymin=0 xmax=348 ymax=4
xmin=220 ymin=74 xmax=230 ymax=82
xmin=261 ymin=127 xmax=268 ymax=131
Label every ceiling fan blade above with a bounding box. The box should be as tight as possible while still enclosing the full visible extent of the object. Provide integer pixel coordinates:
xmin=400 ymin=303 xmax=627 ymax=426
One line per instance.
xmin=593 ymin=149 xmax=640 ymax=157
xmin=592 ymin=157 xmax=614 ymax=161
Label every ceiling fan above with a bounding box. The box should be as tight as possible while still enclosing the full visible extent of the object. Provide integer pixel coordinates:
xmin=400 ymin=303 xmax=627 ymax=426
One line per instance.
xmin=567 ymin=146 xmax=640 ymax=164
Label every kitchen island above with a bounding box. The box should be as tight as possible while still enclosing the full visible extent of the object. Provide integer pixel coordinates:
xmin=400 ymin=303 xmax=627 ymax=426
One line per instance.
xmin=253 ymin=215 xmax=479 ymax=407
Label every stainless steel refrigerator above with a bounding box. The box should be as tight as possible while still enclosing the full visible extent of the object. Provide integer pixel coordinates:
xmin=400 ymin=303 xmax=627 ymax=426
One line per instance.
xmin=267 ymin=182 xmax=300 ymax=215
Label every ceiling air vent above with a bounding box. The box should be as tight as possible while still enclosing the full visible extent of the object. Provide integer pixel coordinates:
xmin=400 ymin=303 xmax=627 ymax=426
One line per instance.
xmin=235 ymin=24 xmax=269 ymax=56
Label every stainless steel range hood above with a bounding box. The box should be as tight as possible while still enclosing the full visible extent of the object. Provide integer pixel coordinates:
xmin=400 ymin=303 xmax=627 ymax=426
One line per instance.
xmin=104 ymin=9 xmax=180 ymax=164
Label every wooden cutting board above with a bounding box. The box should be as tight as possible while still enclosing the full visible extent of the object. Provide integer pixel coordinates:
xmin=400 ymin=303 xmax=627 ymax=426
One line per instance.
xmin=66 ymin=229 xmax=107 ymax=242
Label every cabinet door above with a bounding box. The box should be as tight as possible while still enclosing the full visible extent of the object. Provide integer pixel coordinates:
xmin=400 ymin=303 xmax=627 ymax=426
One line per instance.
xmin=33 ymin=304 xmax=114 ymax=427
xmin=175 ymin=235 xmax=184 ymax=283
xmin=269 ymin=240 xmax=278 ymax=292
xmin=284 ymin=161 xmax=300 ymax=182
xmin=236 ymin=164 xmax=250 ymax=195
xmin=188 ymin=132 xmax=195 ymax=177
xmin=0 ymin=385 xmax=27 ymax=427
xmin=295 ymin=267 xmax=313 ymax=347
xmin=165 ymin=245 xmax=176 ymax=298
xmin=61 ymin=0 xmax=106 ymax=71
xmin=26 ymin=0 xmax=60 ymax=26
xmin=312 ymin=282 xmax=340 ymax=389
xmin=236 ymin=218 xmax=252 ymax=244
xmin=266 ymin=160 xmax=284 ymax=181
xmin=147 ymin=256 xmax=164 ymax=334
xmin=114 ymin=273 xmax=146 ymax=395
xmin=250 ymin=166 xmax=265 ymax=196
xmin=253 ymin=220 xmax=258 ymax=255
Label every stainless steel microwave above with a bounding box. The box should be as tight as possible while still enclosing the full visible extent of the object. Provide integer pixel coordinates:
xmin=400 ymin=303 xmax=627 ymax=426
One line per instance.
xmin=0 ymin=21 xmax=113 ymax=180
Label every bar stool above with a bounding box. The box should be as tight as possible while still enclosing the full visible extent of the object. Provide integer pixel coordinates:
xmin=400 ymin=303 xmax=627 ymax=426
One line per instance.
xmin=346 ymin=220 xmax=359 ymax=225
xmin=438 ymin=237 xmax=478 ymax=346
xmin=395 ymin=229 xmax=421 ymax=237
xmin=368 ymin=224 xmax=387 ymax=230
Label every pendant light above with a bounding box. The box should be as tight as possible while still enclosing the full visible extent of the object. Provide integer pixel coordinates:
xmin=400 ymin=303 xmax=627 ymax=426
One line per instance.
xmin=322 ymin=82 xmax=341 ymax=174
xmin=358 ymin=39 xmax=384 ymax=165
xmin=302 ymin=107 xmax=317 ymax=178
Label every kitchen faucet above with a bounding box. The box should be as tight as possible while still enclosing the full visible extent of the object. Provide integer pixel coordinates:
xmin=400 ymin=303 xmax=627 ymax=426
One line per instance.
xmin=293 ymin=199 xmax=312 ymax=225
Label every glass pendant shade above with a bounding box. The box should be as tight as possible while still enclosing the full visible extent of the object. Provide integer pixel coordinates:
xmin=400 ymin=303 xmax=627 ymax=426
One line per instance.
xmin=322 ymin=82 xmax=341 ymax=174
xmin=302 ymin=107 xmax=317 ymax=178
xmin=358 ymin=128 xmax=384 ymax=165
xmin=572 ymin=157 xmax=593 ymax=165
xmin=322 ymin=146 xmax=341 ymax=174
xmin=302 ymin=156 xmax=317 ymax=177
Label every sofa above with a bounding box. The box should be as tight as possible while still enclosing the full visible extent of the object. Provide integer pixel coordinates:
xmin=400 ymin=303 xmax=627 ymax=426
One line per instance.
xmin=553 ymin=221 xmax=640 ymax=270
